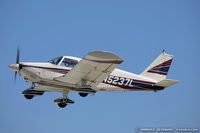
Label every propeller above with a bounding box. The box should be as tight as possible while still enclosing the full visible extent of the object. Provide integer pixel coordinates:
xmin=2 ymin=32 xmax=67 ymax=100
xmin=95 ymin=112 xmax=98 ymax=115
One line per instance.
xmin=14 ymin=46 xmax=20 ymax=82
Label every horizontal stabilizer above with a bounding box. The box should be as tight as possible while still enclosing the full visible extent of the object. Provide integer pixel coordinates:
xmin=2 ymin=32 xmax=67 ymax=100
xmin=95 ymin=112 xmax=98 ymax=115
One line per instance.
xmin=154 ymin=79 xmax=179 ymax=88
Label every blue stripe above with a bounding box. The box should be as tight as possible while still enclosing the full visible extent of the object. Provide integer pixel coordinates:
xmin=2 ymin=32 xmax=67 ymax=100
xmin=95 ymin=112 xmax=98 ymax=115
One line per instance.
xmin=151 ymin=66 xmax=169 ymax=73
xmin=132 ymin=82 xmax=153 ymax=88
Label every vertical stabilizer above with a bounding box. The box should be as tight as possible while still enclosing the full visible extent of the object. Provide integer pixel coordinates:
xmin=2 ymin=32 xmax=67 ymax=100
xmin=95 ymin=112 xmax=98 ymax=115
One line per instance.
xmin=140 ymin=51 xmax=174 ymax=81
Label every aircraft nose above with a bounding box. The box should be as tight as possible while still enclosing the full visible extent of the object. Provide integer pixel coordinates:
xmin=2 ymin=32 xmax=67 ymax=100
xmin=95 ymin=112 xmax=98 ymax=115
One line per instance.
xmin=9 ymin=64 xmax=19 ymax=71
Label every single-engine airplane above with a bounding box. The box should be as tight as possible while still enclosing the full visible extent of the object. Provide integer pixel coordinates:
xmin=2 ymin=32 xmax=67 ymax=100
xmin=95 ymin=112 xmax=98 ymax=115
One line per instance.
xmin=9 ymin=49 xmax=178 ymax=108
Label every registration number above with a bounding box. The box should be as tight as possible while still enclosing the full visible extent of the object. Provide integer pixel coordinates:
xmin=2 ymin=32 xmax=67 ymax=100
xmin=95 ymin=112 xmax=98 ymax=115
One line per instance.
xmin=103 ymin=75 xmax=134 ymax=87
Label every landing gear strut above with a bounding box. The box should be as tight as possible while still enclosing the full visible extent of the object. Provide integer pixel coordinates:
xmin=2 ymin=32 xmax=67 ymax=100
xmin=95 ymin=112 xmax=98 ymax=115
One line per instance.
xmin=31 ymin=83 xmax=35 ymax=89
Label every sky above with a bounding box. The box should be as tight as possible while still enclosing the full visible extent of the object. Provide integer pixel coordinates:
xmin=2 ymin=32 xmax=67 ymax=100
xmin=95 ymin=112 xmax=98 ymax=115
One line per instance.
xmin=0 ymin=0 xmax=200 ymax=133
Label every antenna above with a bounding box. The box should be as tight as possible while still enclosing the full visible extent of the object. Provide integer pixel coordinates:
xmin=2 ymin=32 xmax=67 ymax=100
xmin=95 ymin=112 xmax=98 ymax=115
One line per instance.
xmin=163 ymin=49 xmax=165 ymax=55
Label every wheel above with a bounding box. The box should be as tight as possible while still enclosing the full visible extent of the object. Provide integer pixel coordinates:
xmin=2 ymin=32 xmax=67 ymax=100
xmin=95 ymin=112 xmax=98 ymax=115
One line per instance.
xmin=58 ymin=103 xmax=67 ymax=108
xmin=24 ymin=95 xmax=34 ymax=99
xmin=79 ymin=93 xmax=88 ymax=97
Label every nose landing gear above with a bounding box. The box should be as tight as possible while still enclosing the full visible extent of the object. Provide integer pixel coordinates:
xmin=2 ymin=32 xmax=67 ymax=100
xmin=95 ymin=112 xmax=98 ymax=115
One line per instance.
xmin=54 ymin=90 xmax=74 ymax=108
xmin=54 ymin=97 xmax=74 ymax=108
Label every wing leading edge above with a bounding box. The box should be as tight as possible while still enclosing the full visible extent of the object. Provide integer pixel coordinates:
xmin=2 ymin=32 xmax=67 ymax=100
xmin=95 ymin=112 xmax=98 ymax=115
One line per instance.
xmin=54 ymin=51 xmax=124 ymax=89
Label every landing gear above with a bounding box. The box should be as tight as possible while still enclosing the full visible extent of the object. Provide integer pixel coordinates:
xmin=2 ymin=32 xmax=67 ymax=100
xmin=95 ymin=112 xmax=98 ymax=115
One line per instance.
xmin=24 ymin=95 xmax=34 ymax=99
xmin=54 ymin=90 xmax=74 ymax=108
xmin=54 ymin=97 xmax=74 ymax=108
xmin=22 ymin=86 xmax=44 ymax=100
xmin=79 ymin=93 xmax=88 ymax=97
xmin=31 ymin=83 xmax=35 ymax=89
xmin=58 ymin=103 xmax=67 ymax=108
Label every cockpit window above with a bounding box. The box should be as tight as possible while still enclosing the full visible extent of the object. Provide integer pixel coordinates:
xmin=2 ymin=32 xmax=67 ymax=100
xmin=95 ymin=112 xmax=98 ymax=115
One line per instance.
xmin=48 ymin=57 xmax=62 ymax=65
xmin=60 ymin=58 xmax=78 ymax=68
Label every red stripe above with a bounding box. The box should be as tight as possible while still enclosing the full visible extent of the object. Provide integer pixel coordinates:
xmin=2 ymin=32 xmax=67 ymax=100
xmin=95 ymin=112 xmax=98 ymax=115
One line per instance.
xmin=154 ymin=59 xmax=173 ymax=68
xmin=24 ymin=65 xmax=70 ymax=72
xmin=147 ymin=70 xmax=167 ymax=75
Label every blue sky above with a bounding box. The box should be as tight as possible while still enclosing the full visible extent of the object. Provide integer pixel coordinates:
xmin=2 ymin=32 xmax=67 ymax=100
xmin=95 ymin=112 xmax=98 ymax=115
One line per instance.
xmin=0 ymin=0 xmax=199 ymax=133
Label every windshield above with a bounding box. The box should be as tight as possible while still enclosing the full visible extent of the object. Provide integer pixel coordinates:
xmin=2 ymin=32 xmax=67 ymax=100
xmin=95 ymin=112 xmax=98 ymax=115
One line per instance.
xmin=48 ymin=57 xmax=62 ymax=65
xmin=60 ymin=58 xmax=78 ymax=68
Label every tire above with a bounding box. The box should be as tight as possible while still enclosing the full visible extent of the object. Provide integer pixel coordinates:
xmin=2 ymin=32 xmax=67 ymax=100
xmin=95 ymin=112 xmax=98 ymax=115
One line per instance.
xmin=24 ymin=95 xmax=34 ymax=99
xmin=58 ymin=103 xmax=67 ymax=108
xmin=79 ymin=93 xmax=88 ymax=97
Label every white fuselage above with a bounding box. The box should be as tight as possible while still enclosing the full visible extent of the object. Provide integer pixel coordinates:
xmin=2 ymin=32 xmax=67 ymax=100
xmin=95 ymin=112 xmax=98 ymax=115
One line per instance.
xmin=18 ymin=62 xmax=159 ymax=93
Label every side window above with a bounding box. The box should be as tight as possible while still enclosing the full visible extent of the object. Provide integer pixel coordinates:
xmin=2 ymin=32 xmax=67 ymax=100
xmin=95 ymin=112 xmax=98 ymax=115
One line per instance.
xmin=61 ymin=58 xmax=78 ymax=68
xmin=48 ymin=57 xmax=62 ymax=65
xmin=55 ymin=58 xmax=62 ymax=65
xmin=60 ymin=61 xmax=66 ymax=67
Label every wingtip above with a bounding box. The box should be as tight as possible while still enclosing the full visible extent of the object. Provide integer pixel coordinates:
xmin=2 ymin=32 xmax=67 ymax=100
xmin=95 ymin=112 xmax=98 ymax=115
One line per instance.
xmin=87 ymin=51 xmax=124 ymax=60
xmin=84 ymin=51 xmax=124 ymax=64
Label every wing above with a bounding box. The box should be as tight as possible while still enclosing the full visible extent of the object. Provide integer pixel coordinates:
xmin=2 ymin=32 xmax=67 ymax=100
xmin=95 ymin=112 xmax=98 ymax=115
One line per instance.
xmin=54 ymin=51 xmax=124 ymax=89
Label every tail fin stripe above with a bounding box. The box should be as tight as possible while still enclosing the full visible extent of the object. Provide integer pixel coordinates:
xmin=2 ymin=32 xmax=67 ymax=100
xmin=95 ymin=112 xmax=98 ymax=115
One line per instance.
xmin=150 ymin=66 xmax=170 ymax=73
xmin=140 ymin=52 xmax=174 ymax=81
xmin=147 ymin=70 xmax=167 ymax=75
xmin=147 ymin=59 xmax=173 ymax=75
xmin=153 ymin=59 xmax=173 ymax=68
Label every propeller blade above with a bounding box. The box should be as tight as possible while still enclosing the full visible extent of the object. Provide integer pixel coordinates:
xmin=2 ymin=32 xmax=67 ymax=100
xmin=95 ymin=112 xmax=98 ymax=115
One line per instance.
xmin=14 ymin=71 xmax=17 ymax=82
xmin=16 ymin=46 xmax=20 ymax=64
xmin=14 ymin=46 xmax=20 ymax=83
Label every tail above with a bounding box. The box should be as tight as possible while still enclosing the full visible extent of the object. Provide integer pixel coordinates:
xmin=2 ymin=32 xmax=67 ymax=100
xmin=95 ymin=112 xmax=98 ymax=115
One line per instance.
xmin=140 ymin=50 xmax=174 ymax=82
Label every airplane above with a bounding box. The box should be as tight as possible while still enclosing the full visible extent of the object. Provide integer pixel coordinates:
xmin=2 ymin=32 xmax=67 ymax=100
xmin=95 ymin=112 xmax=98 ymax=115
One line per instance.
xmin=9 ymin=49 xmax=179 ymax=108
